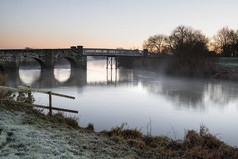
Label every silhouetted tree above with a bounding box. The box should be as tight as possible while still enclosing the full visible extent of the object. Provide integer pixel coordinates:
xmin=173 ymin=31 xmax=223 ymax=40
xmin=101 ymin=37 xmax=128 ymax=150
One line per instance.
xmin=166 ymin=26 xmax=215 ymax=77
xmin=166 ymin=26 xmax=208 ymax=56
xmin=213 ymin=27 xmax=238 ymax=57
xmin=228 ymin=29 xmax=238 ymax=57
xmin=143 ymin=34 xmax=167 ymax=53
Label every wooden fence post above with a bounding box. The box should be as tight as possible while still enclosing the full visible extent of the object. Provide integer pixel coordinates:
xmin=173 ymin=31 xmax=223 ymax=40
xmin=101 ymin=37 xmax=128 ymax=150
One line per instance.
xmin=49 ymin=91 xmax=52 ymax=116
xmin=27 ymin=86 xmax=31 ymax=104
xmin=27 ymin=91 xmax=31 ymax=104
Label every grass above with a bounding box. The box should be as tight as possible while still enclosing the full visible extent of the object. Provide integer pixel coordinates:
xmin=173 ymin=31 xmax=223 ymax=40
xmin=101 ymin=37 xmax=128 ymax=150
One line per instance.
xmin=0 ymin=100 xmax=80 ymax=129
xmin=102 ymin=124 xmax=238 ymax=159
xmin=52 ymin=112 xmax=79 ymax=129
xmin=102 ymin=123 xmax=142 ymax=140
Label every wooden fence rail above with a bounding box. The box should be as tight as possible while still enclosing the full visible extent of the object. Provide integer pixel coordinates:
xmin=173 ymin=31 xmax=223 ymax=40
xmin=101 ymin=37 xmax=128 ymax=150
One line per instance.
xmin=0 ymin=86 xmax=78 ymax=115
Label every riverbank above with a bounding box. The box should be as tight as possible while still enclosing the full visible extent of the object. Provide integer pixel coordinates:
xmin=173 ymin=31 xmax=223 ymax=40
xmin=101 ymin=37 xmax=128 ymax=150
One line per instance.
xmin=1 ymin=102 xmax=238 ymax=159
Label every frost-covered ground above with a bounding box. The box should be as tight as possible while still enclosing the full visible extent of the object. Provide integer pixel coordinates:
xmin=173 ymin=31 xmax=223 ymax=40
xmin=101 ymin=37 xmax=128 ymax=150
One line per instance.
xmin=0 ymin=106 xmax=138 ymax=159
xmin=1 ymin=104 xmax=238 ymax=159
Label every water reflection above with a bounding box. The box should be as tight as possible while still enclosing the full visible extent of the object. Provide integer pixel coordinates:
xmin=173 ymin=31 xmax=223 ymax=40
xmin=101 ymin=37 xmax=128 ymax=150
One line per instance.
xmin=132 ymin=72 xmax=238 ymax=110
xmin=19 ymin=60 xmax=41 ymax=86
xmin=87 ymin=57 xmax=108 ymax=82
xmin=54 ymin=69 xmax=71 ymax=83
xmin=10 ymin=64 xmax=238 ymax=110
xmin=19 ymin=69 xmax=41 ymax=86
xmin=54 ymin=58 xmax=71 ymax=83
xmin=203 ymin=82 xmax=238 ymax=106
xmin=11 ymin=64 xmax=238 ymax=110
xmin=144 ymin=77 xmax=206 ymax=110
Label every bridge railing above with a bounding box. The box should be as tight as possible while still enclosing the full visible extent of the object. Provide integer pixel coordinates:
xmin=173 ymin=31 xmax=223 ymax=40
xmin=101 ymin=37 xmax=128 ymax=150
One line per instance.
xmin=83 ymin=48 xmax=144 ymax=56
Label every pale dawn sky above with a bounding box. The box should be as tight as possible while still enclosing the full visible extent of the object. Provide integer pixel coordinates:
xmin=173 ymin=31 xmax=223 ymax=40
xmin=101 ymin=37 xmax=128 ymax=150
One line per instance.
xmin=0 ymin=0 xmax=238 ymax=49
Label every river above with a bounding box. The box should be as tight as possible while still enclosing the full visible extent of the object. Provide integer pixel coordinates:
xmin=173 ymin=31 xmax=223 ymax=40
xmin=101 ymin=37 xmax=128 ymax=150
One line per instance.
xmin=5 ymin=56 xmax=238 ymax=146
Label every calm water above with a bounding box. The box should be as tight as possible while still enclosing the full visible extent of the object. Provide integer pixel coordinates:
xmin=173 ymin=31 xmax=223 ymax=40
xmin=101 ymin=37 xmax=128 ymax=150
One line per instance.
xmin=6 ymin=57 xmax=238 ymax=146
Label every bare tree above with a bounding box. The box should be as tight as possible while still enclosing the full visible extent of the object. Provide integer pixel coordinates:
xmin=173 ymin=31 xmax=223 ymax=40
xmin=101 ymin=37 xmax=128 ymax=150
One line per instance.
xmin=166 ymin=25 xmax=208 ymax=56
xmin=165 ymin=26 xmax=213 ymax=76
xmin=213 ymin=27 xmax=238 ymax=57
xmin=229 ymin=29 xmax=238 ymax=57
xmin=143 ymin=34 xmax=167 ymax=53
xmin=214 ymin=27 xmax=230 ymax=50
xmin=142 ymin=26 xmax=217 ymax=76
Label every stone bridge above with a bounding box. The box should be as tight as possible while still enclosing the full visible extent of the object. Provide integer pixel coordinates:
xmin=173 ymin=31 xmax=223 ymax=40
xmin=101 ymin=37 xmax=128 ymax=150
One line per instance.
xmin=0 ymin=46 xmax=147 ymax=71
xmin=0 ymin=46 xmax=85 ymax=70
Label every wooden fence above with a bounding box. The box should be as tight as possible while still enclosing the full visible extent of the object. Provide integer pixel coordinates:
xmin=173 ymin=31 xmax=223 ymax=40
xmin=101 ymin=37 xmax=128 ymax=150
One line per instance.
xmin=0 ymin=86 xmax=78 ymax=115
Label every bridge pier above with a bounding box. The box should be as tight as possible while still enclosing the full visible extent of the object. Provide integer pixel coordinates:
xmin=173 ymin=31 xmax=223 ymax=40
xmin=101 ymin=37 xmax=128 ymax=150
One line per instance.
xmin=67 ymin=68 xmax=87 ymax=87
xmin=106 ymin=68 xmax=117 ymax=84
xmin=70 ymin=55 xmax=87 ymax=70
xmin=3 ymin=69 xmax=21 ymax=87
xmin=106 ymin=56 xmax=118 ymax=69
xmin=43 ymin=70 xmax=56 ymax=86
xmin=115 ymin=57 xmax=118 ymax=69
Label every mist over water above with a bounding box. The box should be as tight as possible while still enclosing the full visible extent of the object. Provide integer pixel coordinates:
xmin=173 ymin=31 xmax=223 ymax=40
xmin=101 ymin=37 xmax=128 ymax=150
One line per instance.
xmin=11 ymin=56 xmax=238 ymax=146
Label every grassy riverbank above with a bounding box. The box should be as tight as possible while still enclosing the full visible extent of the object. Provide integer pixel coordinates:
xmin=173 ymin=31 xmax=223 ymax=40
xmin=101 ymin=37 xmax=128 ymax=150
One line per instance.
xmin=1 ymin=101 xmax=238 ymax=159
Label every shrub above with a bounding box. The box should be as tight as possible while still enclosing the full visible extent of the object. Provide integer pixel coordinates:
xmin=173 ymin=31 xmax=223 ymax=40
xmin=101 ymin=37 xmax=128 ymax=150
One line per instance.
xmin=86 ymin=123 xmax=94 ymax=131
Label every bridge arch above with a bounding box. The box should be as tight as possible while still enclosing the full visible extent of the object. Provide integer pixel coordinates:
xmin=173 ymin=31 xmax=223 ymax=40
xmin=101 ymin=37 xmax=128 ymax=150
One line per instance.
xmin=20 ymin=57 xmax=48 ymax=70
xmin=54 ymin=56 xmax=78 ymax=69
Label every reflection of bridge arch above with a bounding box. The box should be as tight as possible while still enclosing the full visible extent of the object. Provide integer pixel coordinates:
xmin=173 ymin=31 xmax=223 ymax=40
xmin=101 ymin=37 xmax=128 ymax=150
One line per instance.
xmin=6 ymin=67 xmax=135 ymax=89
xmin=4 ymin=61 xmax=141 ymax=90
xmin=15 ymin=68 xmax=87 ymax=88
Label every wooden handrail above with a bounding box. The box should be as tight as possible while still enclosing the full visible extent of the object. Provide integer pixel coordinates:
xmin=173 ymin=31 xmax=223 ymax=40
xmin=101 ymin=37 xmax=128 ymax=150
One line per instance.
xmin=18 ymin=86 xmax=75 ymax=99
xmin=0 ymin=86 xmax=77 ymax=115
xmin=0 ymin=86 xmax=19 ymax=92
xmin=1 ymin=100 xmax=78 ymax=113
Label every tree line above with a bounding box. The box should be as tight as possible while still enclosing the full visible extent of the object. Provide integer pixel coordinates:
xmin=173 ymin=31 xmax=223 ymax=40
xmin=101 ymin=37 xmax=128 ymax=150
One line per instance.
xmin=143 ymin=26 xmax=238 ymax=57
xmin=142 ymin=26 xmax=222 ymax=77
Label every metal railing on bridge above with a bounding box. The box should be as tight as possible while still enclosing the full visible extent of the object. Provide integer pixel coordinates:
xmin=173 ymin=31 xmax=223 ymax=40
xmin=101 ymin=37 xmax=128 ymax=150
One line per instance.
xmin=83 ymin=48 xmax=144 ymax=56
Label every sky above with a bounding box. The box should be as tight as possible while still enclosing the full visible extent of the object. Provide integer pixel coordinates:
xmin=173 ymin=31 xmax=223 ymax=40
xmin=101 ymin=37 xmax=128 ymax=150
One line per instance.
xmin=0 ymin=0 xmax=238 ymax=49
